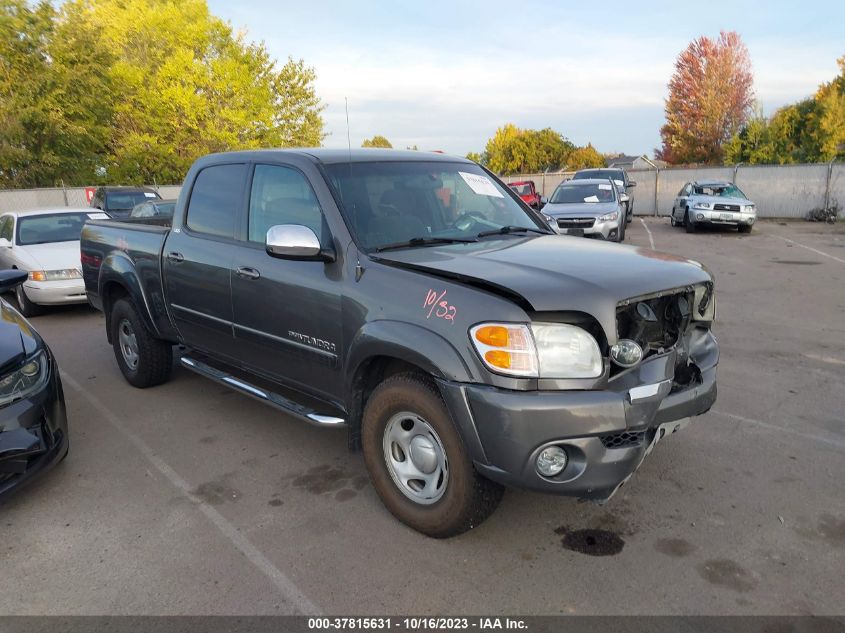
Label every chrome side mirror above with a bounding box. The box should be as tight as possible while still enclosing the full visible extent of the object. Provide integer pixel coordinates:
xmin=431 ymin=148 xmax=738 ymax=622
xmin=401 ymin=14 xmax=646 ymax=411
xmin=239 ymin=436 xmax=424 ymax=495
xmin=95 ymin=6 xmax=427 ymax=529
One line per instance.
xmin=265 ymin=224 xmax=334 ymax=261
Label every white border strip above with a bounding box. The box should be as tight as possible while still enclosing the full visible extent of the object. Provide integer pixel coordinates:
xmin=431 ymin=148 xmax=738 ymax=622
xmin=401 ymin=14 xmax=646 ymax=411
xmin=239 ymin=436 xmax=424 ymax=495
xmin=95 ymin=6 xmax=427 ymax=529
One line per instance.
xmin=775 ymin=236 xmax=845 ymax=265
xmin=639 ymin=218 xmax=655 ymax=250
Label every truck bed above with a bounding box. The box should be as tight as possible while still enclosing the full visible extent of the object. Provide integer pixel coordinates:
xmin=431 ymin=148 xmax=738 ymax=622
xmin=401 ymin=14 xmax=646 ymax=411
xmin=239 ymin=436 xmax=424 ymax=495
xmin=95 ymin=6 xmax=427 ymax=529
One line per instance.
xmin=80 ymin=217 xmax=175 ymax=339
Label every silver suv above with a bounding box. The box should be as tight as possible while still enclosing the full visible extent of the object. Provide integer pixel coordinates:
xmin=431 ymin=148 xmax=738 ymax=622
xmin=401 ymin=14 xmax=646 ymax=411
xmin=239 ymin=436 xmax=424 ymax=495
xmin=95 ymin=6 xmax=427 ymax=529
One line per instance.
xmin=671 ymin=180 xmax=757 ymax=233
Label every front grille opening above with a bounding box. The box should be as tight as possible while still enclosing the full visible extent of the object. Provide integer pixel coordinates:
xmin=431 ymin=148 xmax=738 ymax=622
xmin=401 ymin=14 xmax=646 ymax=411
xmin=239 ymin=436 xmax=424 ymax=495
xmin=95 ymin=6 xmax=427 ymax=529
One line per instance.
xmin=557 ymin=217 xmax=596 ymax=229
xmin=600 ymin=431 xmax=646 ymax=449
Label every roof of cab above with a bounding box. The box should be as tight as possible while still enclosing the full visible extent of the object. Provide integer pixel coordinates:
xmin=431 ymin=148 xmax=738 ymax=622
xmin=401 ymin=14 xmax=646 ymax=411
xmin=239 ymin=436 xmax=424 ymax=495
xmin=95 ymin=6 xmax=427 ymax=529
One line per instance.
xmin=201 ymin=148 xmax=472 ymax=165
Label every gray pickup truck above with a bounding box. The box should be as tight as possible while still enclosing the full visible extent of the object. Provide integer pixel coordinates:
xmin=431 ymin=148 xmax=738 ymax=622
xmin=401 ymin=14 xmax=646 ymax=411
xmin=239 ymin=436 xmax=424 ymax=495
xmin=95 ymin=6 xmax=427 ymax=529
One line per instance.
xmin=81 ymin=149 xmax=718 ymax=538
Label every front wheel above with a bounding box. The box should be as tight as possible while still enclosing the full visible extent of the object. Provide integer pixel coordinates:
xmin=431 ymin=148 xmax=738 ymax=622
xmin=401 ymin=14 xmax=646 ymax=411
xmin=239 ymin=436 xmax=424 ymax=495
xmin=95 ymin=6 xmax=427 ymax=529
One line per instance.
xmin=15 ymin=284 xmax=44 ymax=317
xmin=738 ymin=224 xmax=752 ymax=234
xmin=362 ymin=373 xmax=504 ymax=538
xmin=684 ymin=210 xmax=697 ymax=233
xmin=110 ymin=298 xmax=173 ymax=388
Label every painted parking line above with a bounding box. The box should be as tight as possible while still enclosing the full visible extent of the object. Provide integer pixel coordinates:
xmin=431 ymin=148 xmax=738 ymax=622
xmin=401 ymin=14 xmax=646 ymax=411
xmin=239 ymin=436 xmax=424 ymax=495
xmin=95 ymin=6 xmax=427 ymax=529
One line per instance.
xmin=61 ymin=371 xmax=321 ymax=616
xmin=638 ymin=218 xmax=655 ymax=250
xmin=774 ymin=235 xmax=845 ymax=265
xmin=711 ymin=409 xmax=845 ymax=451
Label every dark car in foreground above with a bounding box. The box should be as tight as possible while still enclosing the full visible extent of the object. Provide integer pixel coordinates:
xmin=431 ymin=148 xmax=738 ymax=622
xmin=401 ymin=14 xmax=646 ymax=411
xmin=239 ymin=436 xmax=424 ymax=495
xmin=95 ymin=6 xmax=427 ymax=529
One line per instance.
xmin=0 ymin=270 xmax=69 ymax=500
xmin=90 ymin=186 xmax=161 ymax=219
xmin=81 ymin=149 xmax=718 ymax=538
xmin=542 ymin=178 xmax=627 ymax=241
xmin=670 ymin=180 xmax=757 ymax=233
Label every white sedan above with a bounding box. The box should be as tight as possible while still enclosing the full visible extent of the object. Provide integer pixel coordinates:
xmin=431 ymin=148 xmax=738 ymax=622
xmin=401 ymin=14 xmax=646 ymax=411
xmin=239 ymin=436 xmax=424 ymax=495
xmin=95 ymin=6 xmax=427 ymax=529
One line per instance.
xmin=0 ymin=208 xmax=107 ymax=316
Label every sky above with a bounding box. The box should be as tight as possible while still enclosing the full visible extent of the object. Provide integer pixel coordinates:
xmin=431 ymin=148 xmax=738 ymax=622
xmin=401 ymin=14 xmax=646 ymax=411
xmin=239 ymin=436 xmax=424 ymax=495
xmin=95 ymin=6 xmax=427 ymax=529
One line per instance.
xmin=208 ymin=0 xmax=844 ymax=157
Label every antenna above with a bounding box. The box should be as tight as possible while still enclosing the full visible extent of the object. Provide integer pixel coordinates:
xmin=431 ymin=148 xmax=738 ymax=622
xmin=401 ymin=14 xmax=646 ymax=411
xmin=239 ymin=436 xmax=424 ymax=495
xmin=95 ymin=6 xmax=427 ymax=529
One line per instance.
xmin=345 ymin=97 xmax=352 ymax=160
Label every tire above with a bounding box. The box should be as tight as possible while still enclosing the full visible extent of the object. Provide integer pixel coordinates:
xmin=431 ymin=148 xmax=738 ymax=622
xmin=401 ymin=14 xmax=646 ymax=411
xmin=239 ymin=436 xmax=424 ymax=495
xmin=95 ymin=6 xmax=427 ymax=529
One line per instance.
xmin=617 ymin=218 xmax=626 ymax=242
xmin=15 ymin=284 xmax=44 ymax=317
xmin=684 ymin=209 xmax=697 ymax=233
xmin=626 ymin=201 xmax=633 ymax=224
xmin=110 ymin=298 xmax=172 ymax=388
xmin=362 ymin=372 xmax=504 ymax=538
xmin=738 ymin=224 xmax=752 ymax=234
xmin=670 ymin=209 xmax=677 ymax=227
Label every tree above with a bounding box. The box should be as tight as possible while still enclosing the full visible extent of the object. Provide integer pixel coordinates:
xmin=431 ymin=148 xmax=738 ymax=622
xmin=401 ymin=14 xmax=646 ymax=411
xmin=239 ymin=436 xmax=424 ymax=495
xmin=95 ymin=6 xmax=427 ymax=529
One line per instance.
xmin=657 ymin=31 xmax=754 ymax=165
xmin=484 ymin=124 xmax=574 ymax=174
xmin=361 ymin=135 xmax=392 ymax=148
xmin=0 ymin=1 xmax=113 ymax=187
xmin=566 ymin=144 xmax=605 ymax=170
xmin=813 ymin=56 xmax=845 ymax=160
xmin=0 ymin=0 xmax=325 ymax=187
xmin=465 ymin=151 xmax=483 ymax=163
xmin=725 ymin=56 xmax=845 ymax=165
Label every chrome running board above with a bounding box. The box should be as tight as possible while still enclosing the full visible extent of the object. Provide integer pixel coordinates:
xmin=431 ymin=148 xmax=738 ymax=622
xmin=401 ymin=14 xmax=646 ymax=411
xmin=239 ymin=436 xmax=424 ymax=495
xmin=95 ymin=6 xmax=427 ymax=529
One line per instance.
xmin=180 ymin=356 xmax=346 ymax=428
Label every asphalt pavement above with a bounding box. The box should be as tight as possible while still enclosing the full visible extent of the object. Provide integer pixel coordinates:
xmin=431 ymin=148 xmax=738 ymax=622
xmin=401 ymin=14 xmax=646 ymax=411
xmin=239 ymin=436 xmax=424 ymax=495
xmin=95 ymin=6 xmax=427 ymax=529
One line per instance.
xmin=1 ymin=219 xmax=843 ymax=615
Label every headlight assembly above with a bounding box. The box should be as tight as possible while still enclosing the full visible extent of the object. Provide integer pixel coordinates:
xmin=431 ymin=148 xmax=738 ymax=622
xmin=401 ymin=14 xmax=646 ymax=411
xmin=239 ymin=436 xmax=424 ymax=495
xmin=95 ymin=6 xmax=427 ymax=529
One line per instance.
xmin=598 ymin=211 xmax=619 ymax=222
xmin=693 ymin=202 xmax=711 ymax=210
xmin=744 ymin=204 xmax=755 ymax=213
xmin=470 ymin=322 xmax=602 ymax=379
xmin=28 ymin=269 xmax=82 ymax=282
xmin=0 ymin=350 xmax=49 ymax=407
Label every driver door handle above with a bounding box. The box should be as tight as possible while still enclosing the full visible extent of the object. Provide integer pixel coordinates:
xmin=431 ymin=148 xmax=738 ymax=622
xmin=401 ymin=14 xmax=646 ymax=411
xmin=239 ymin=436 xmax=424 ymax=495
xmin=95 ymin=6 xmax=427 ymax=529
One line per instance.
xmin=166 ymin=251 xmax=184 ymax=263
xmin=236 ymin=266 xmax=260 ymax=280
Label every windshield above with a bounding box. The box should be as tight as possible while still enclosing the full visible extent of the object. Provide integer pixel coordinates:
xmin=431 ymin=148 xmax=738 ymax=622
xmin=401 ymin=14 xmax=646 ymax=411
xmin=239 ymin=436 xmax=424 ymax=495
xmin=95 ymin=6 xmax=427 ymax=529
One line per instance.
xmin=549 ymin=182 xmax=617 ymax=204
xmin=107 ymin=191 xmax=157 ymax=211
xmin=509 ymin=183 xmax=531 ymax=195
xmin=573 ymin=170 xmax=623 ymax=185
xmin=324 ymin=161 xmax=546 ymax=251
xmin=693 ymin=183 xmax=746 ymax=198
xmin=16 ymin=212 xmax=93 ymax=245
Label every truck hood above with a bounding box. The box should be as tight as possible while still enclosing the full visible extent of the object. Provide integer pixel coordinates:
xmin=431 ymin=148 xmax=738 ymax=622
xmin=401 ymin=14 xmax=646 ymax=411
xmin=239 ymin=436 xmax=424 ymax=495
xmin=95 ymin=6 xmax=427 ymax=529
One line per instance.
xmin=17 ymin=241 xmax=82 ymax=271
xmin=372 ymin=235 xmax=712 ymax=343
xmin=543 ymin=202 xmax=619 ymax=217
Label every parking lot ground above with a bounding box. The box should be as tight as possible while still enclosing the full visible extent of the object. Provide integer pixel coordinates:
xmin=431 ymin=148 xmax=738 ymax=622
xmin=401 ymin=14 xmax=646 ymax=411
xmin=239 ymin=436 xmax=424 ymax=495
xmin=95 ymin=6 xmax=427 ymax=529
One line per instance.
xmin=1 ymin=219 xmax=843 ymax=615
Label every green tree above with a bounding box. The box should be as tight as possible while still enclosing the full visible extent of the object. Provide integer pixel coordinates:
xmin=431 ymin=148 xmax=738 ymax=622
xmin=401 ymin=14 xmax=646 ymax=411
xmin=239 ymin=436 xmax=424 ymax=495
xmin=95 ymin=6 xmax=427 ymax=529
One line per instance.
xmin=484 ymin=124 xmax=574 ymax=174
xmin=465 ymin=151 xmax=483 ymax=163
xmin=814 ymin=56 xmax=845 ymax=160
xmin=361 ymin=135 xmax=392 ymax=148
xmin=67 ymin=0 xmax=325 ymax=183
xmin=0 ymin=1 xmax=112 ymax=187
xmin=566 ymin=144 xmax=605 ymax=170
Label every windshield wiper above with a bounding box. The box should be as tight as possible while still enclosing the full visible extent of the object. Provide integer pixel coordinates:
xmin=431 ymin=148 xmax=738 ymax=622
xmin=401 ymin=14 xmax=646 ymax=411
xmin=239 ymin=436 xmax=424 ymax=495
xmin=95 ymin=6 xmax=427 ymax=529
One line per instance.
xmin=376 ymin=236 xmax=477 ymax=252
xmin=476 ymin=225 xmax=549 ymax=238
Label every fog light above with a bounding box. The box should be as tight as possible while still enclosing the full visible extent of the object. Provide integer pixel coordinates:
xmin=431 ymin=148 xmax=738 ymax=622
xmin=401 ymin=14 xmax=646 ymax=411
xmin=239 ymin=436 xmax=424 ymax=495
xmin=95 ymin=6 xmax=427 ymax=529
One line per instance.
xmin=696 ymin=213 xmax=705 ymax=220
xmin=610 ymin=339 xmax=643 ymax=367
xmin=536 ymin=446 xmax=568 ymax=477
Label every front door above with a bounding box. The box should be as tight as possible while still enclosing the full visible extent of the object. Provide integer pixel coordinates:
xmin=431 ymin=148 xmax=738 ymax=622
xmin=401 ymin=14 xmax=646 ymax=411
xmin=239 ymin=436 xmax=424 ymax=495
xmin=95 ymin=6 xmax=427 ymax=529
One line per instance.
xmin=229 ymin=163 xmax=343 ymax=403
xmin=164 ymin=162 xmax=246 ymax=362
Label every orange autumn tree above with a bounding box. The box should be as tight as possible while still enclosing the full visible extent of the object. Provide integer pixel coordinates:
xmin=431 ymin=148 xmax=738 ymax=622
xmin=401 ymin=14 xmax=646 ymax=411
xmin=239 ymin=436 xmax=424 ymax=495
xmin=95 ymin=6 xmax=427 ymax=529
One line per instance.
xmin=657 ymin=31 xmax=754 ymax=165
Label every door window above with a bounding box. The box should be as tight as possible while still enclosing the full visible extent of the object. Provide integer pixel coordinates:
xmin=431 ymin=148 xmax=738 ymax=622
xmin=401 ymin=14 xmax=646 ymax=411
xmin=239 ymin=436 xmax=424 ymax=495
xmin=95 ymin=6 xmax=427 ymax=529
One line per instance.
xmin=0 ymin=216 xmax=13 ymax=241
xmin=186 ymin=164 xmax=246 ymax=239
xmin=247 ymin=164 xmax=324 ymax=243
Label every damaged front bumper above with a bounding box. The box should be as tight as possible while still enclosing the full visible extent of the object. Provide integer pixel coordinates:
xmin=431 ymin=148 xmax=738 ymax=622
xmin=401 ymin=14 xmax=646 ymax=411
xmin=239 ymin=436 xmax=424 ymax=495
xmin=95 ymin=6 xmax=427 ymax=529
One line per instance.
xmin=0 ymin=352 xmax=69 ymax=500
xmin=439 ymin=328 xmax=718 ymax=501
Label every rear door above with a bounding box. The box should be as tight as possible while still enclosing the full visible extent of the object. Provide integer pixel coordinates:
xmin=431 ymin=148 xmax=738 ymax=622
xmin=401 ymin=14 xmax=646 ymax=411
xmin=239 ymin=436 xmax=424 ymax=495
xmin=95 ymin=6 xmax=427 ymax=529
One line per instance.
xmin=163 ymin=162 xmax=247 ymax=362
xmin=229 ymin=162 xmax=343 ymax=402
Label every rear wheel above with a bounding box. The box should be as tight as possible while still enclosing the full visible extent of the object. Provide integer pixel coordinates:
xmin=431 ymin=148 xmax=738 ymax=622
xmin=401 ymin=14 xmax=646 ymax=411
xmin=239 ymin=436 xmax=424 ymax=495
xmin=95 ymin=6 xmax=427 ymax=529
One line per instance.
xmin=684 ymin=209 xmax=697 ymax=233
xmin=362 ymin=373 xmax=503 ymax=538
xmin=15 ymin=284 xmax=44 ymax=317
xmin=110 ymin=298 xmax=172 ymax=388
